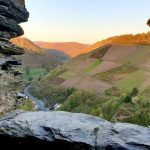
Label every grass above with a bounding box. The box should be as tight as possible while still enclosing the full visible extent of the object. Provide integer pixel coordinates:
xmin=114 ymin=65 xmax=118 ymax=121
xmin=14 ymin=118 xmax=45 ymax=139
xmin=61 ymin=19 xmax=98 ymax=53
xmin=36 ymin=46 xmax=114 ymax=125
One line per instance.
xmin=59 ymin=71 xmax=77 ymax=79
xmin=121 ymin=45 xmax=150 ymax=65
xmin=16 ymin=67 xmax=47 ymax=82
xmin=142 ymin=86 xmax=150 ymax=97
xmin=95 ymin=64 xmax=138 ymax=83
xmin=116 ymin=70 xmax=146 ymax=91
xmin=28 ymin=68 xmax=47 ymax=78
xmin=43 ymin=66 xmax=66 ymax=81
xmin=83 ymin=60 xmax=102 ymax=74
xmin=20 ymin=99 xmax=34 ymax=111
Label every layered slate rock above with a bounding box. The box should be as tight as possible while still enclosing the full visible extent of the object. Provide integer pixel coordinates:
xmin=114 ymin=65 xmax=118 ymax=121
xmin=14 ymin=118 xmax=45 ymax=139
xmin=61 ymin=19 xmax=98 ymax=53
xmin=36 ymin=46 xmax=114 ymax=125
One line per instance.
xmin=0 ymin=0 xmax=29 ymax=38
xmin=0 ymin=40 xmax=24 ymax=55
xmin=0 ymin=0 xmax=29 ymax=55
xmin=0 ymin=111 xmax=149 ymax=149
xmin=0 ymin=0 xmax=28 ymax=113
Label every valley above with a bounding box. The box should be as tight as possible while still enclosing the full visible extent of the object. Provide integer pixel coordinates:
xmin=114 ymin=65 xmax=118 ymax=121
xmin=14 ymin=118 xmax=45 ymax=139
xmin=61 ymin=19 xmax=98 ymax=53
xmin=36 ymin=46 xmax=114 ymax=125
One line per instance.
xmin=26 ymin=33 xmax=150 ymax=127
xmin=10 ymin=37 xmax=70 ymax=82
xmin=43 ymin=37 xmax=150 ymax=93
xmin=0 ymin=0 xmax=150 ymax=148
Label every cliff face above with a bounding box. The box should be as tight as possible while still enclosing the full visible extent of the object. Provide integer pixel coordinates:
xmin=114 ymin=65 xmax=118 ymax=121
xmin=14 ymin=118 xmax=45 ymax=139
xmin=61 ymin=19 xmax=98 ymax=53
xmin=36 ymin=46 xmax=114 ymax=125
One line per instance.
xmin=0 ymin=0 xmax=29 ymax=113
xmin=0 ymin=111 xmax=150 ymax=149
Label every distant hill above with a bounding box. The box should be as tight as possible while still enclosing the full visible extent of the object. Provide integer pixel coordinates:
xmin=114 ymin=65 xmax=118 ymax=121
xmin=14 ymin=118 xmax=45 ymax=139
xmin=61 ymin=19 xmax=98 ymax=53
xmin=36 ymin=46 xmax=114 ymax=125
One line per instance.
xmin=10 ymin=37 xmax=70 ymax=68
xmin=82 ymin=32 xmax=150 ymax=54
xmin=10 ymin=37 xmax=43 ymax=53
xmin=34 ymin=32 xmax=150 ymax=58
xmin=42 ymin=32 xmax=150 ymax=94
xmin=34 ymin=41 xmax=90 ymax=57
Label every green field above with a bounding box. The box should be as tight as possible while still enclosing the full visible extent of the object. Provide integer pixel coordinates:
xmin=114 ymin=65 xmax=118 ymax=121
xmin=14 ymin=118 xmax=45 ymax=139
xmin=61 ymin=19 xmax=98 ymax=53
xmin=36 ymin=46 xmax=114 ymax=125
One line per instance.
xmin=95 ymin=64 xmax=138 ymax=83
xmin=16 ymin=67 xmax=47 ymax=81
xmin=116 ymin=70 xmax=146 ymax=91
xmin=43 ymin=66 xmax=66 ymax=81
xmin=142 ymin=86 xmax=150 ymax=97
xmin=83 ymin=60 xmax=102 ymax=74
xmin=59 ymin=71 xmax=77 ymax=79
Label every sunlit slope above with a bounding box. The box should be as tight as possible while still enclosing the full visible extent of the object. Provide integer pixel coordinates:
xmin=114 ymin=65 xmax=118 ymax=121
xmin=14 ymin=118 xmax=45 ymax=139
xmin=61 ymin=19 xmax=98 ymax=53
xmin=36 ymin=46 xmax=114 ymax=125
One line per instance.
xmin=11 ymin=37 xmax=43 ymax=53
xmin=81 ymin=32 xmax=150 ymax=54
xmin=43 ymin=38 xmax=150 ymax=93
xmin=10 ymin=37 xmax=70 ymax=68
xmin=34 ymin=41 xmax=90 ymax=57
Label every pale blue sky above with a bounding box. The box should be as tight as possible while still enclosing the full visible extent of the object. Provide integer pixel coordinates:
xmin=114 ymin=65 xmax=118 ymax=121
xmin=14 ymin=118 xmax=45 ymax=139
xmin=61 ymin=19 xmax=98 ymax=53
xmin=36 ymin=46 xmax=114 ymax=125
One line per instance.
xmin=21 ymin=0 xmax=150 ymax=44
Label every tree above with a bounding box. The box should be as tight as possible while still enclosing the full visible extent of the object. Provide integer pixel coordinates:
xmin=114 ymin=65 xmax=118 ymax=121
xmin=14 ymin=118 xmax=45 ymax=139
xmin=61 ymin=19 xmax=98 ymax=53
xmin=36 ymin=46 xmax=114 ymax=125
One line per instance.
xmin=131 ymin=87 xmax=138 ymax=97
xmin=123 ymin=93 xmax=132 ymax=103
xmin=147 ymin=18 xmax=150 ymax=27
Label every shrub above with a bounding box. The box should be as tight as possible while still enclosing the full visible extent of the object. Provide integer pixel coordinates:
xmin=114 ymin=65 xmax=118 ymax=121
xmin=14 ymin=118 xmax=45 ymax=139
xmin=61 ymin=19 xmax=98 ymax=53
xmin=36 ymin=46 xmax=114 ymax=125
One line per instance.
xmin=131 ymin=87 xmax=138 ymax=97
xmin=20 ymin=99 xmax=33 ymax=111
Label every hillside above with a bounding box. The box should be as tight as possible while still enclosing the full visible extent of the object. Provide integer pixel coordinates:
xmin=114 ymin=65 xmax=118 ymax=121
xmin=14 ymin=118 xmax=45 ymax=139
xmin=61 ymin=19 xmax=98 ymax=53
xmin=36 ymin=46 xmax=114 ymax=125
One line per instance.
xmin=29 ymin=33 xmax=150 ymax=126
xmin=41 ymin=32 xmax=150 ymax=93
xmin=35 ymin=32 xmax=150 ymax=57
xmin=59 ymin=44 xmax=150 ymax=93
xmin=81 ymin=32 xmax=150 ymax=54
xmin=34 ymin=41 xmax=90 ymax=57
xmin=10 ymin=37 xmax=70 ymax=68
xmin=10 ymin=37 xmax=43 ymax=53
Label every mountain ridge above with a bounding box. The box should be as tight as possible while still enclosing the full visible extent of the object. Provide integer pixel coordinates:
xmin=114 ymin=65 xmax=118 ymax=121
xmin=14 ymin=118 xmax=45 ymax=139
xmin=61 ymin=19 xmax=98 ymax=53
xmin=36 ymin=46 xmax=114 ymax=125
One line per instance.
xmin=34 ymin=41 xmax=90 ymax=57
xmin=81 ymin=32 xmax=150 ymax=55
xmin=10 ymin=37 xmax=70 ymax=68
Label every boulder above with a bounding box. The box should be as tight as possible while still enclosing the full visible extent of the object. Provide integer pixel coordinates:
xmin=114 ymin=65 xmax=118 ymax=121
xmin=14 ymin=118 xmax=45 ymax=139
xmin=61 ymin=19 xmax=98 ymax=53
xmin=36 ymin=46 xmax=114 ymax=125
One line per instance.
xmin=0 ymin=111 xmax=149 ymax=149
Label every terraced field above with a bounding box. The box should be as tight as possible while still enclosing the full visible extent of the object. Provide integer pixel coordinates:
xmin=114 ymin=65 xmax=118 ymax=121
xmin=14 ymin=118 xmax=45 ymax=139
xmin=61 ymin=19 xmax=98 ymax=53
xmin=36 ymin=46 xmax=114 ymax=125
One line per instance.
xmin=116 ymin=70 xmax=149 ymax=91
xmin=82 ymin=60 xmax=102 ymax=74
xmin=64 ymin=56 xmax=96 ymax=72
xmin=95 ymin=64 xmax=138 ymax=83
xmin=59 ymin=71 xmax=77 ymax=80
xmin=60 ymin=75 xmax=111 ymax=92
xmin=121 ymin=45 xmax=150 ymax=66
xmin=103 ymin=44 xmax=137 ymax=62
xmin=42 ymin=40 xmax=150 ymax=94
xmin=89 ymin=61 xmax=121 ymax=75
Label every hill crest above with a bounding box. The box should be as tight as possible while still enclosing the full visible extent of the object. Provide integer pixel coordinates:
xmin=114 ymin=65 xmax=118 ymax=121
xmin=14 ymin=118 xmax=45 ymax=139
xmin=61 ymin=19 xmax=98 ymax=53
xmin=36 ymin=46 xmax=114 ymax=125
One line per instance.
xmin=82 ymin=32 xmax=150 ymax=54
xmin=34 ymin=41 xmax=90 ymax=57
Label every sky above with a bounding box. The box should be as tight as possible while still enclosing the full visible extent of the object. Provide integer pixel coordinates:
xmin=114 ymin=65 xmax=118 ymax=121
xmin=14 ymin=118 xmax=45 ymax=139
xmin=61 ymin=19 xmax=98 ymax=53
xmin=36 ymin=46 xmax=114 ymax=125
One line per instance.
xmin=21 ymin=0 xmax=150 ymax=44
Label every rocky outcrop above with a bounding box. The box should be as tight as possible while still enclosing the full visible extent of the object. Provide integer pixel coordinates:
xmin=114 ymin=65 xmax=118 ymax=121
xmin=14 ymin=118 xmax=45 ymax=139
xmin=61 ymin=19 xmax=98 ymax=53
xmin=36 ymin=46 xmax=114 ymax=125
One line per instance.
xmin=0 ymin=0 xmax=29 ymax=113
xmin=0 ymin=111 xmax=149 ymax=149
xmin=0 ymin=0 xmax=29 ymax=39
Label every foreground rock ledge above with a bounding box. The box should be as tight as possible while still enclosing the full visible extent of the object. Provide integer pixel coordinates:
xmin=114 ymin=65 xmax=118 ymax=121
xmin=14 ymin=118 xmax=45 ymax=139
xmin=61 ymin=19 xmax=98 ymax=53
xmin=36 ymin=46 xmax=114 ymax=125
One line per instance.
xmin=0 ymin=111 xmax=149 ymax=149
